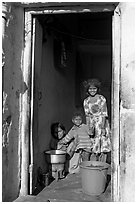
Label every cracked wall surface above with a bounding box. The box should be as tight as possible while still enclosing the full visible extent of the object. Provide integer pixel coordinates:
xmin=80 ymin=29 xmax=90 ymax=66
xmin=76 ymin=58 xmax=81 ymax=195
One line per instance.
xmin=2 ymin=4 xmax=24 ymax=201
xmin=119 ymin=2 xmax=135 ymax=202
xmin=2 ymin=2 xmax=135 ymax=202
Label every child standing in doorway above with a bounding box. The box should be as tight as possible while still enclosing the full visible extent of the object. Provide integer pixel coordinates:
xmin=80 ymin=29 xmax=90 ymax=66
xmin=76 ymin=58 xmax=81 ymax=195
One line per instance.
xmin=83 ymin=78 xmax=111 ymax=162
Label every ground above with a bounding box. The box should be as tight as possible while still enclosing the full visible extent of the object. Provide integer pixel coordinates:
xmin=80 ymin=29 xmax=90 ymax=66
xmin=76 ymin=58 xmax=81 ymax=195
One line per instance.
xmin=14 ymin=168 xmax=111 ymax=202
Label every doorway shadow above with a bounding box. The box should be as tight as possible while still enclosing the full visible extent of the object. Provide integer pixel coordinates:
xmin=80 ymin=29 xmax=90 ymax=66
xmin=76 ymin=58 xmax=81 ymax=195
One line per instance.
xmin=104 ymin=174 xmax=111 ymax=192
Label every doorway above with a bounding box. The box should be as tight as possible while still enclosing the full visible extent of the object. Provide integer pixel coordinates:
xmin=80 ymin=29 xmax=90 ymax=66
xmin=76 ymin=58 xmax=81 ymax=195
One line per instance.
xmin=30 ymin=10 xmax=113 ymax=195
xmin=21 ymin=3 xmax=121 ymax=200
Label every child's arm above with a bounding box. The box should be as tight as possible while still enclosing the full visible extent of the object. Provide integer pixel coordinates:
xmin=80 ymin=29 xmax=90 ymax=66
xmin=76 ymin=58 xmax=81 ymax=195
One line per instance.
xmin=57 ymin=143 xmax=67 ymax=151
xmin=59 ymin=129 xmax=74 ymax=145
xmin=85 ymin=123 xmax=94 ymax=137
xmin=101 ymin=96 xmax=108 ymax=118
xmin=100 ymin=97 xmax=108 ymax=135
xmin=83 ymin=99 xmax=91 ymax=116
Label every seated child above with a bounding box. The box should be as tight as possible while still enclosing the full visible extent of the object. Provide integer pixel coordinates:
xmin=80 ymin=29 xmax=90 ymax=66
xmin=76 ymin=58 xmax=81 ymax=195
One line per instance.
xmin=49 ymin=122 xmax=67 ymax=151
xmin=58 ymin=112 xmax=94 ymax=172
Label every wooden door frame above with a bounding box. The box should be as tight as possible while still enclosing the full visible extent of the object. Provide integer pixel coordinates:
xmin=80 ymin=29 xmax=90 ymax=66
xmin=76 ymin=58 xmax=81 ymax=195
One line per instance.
xmin=21 ymin=3 xmax=120 ymax=200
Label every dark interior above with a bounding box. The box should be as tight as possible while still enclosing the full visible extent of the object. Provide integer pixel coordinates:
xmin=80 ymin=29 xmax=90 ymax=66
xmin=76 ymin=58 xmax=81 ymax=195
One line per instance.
xmin=31 ymin=10 xmax=113 ymax=195
xmin=38 ymin=11 xmax=113 ymax=123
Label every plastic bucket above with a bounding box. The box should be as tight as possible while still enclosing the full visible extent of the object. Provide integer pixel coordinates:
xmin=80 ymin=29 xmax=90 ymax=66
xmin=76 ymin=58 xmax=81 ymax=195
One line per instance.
xmin=80 ymin=161 xmax=110 ymax=196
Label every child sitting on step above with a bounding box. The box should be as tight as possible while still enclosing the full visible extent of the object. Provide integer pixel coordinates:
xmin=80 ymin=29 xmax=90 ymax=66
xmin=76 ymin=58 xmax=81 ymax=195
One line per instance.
xmin=49 ymin=122 xmax=67 ymax=151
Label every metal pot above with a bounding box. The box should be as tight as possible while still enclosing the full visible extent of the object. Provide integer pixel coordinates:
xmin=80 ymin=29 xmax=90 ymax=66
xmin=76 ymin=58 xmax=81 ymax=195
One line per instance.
xmin=44 ymin=150 xmax=66 ymax=164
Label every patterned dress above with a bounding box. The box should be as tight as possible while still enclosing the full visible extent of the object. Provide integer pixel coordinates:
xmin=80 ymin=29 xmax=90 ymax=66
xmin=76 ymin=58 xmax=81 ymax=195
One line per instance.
xmin=83 ymin=94 xmax=111 ymax=154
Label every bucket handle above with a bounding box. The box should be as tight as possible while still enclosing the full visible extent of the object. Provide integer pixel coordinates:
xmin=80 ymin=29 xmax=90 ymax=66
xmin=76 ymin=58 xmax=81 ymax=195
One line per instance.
xmin=98 ymin=168 xmax=107 ymax=181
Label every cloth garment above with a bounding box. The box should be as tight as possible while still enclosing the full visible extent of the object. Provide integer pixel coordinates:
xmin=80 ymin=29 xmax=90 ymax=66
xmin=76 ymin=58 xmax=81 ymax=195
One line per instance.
xmin=80 ymin=149 xmax=91 ymax=161
xmin=66 ymin=139 xmax=77 ymax=158
xmin=68 ymin=152 xmax=80 ymax=174
xmin=83 ymin=94 xmax=111 ymax=154
xmin=68 ymin=149 xmax=90 ymax=174
xmin=60 ymin=123 xmax=93 ymax=152
xmin=90 ymin=152 xmax=107 ymax=162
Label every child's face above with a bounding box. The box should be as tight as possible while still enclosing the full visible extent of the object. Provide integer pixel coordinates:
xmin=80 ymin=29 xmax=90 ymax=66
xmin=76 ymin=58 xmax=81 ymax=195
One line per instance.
xmin=54 ymin=127 xmax=65 ymax=140
xmin=88 ymin=86 xmax=97 ymax=96
xmin=72 ymin=116 xmax=82 ymax=127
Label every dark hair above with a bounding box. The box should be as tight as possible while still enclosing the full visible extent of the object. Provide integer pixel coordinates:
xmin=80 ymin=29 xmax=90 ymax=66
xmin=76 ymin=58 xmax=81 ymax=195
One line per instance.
xmin=72 ymin=112 xmax=83 ymax=120
xmin=50 ymin=122 xmax=66 ymax=138
xmin=83 ymin=78 xmax=101 ymax=95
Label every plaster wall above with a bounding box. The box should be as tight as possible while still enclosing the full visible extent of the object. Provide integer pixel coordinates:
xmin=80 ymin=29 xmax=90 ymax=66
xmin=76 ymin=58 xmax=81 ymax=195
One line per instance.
xmin=119 ymin=2 xmax=135 ymax=202
xmin=2 ymin=5 xmax=24 ymax=201
xmin=37 ymin=35 xmax=76 ymax=172
xmin=2 ymin=2 xmax=135 ymax=202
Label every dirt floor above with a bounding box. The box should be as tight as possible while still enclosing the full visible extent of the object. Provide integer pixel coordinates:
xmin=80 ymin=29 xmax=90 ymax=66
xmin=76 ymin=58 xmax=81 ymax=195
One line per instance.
xmin=14 ymin=168 xmax=111 ymax=202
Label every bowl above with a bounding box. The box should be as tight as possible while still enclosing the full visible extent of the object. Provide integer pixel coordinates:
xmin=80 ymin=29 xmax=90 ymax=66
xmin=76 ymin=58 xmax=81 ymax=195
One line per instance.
xmin=44 ymin=150 xmax=66 ymax=164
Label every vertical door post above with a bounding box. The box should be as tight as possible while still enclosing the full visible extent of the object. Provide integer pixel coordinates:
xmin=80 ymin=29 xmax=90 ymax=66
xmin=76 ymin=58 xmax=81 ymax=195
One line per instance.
xmin=111 ymin=5 xmax=121 ymax=202
xmin=19 ymin=11 xmax=32 ymax=196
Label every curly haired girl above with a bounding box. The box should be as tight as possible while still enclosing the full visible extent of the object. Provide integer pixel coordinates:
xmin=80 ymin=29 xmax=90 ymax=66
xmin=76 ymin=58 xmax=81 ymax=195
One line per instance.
xmin=83 ymin=78 xmax=111 ymax=162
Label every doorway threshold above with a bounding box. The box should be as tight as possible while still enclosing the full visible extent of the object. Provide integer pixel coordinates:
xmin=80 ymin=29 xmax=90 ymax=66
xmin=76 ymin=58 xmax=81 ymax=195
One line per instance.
xmin=15 ymin=171 xmax=111 ymax=202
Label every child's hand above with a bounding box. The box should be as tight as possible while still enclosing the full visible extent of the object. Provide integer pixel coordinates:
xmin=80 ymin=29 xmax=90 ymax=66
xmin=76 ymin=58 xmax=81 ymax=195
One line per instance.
xmin=89 ymin=134 xmax=95 ymax=139
xmin=89 ymin=126 xmax=94 ymax=134
xmin=101 ymin=128 xmax=106 ymax=136
xmin=58 ymin=138 xmax=64 ymax=145
xmin=57 ymin=140 xmax=64 ymax=149
xmin=57 ymin=142 xmax=64 ymax=150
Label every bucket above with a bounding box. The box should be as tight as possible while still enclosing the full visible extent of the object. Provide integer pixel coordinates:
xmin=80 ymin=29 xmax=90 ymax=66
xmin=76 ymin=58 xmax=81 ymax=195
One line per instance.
xmin=80 ymin=161 xmax=110 ymax=196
